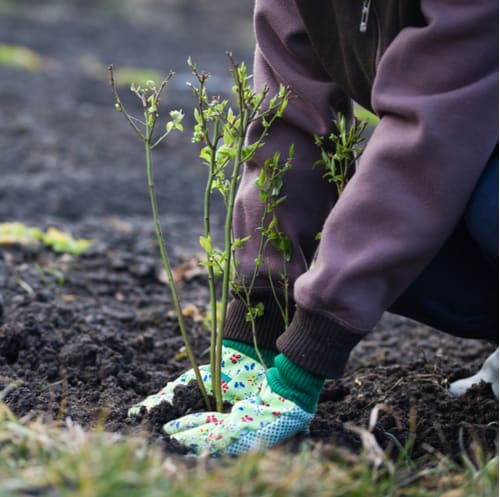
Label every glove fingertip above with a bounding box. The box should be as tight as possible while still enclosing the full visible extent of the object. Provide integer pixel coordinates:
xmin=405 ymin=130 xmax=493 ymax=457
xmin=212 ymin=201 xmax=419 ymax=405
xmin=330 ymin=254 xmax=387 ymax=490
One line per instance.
xmin=127 ymin=406 xmax=141 ymax=416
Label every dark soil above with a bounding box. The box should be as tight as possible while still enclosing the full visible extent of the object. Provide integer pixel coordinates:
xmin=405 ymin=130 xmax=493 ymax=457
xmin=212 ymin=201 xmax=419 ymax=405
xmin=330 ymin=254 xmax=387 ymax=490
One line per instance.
xmin=0 ymin=0 xmax=497 ymax=465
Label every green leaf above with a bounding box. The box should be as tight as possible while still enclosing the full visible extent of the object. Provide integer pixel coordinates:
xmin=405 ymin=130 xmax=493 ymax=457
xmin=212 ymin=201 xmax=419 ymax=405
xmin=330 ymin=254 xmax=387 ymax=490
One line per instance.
xmin=245 ymin=302 xmax=265 ymax=322
xmin=199 ymin=235 xmax=212 ymax=253
xmin=147 ymin=96 xmax=158 ymax=114
xmin=271 ymin=177 xmax=283 ymax=196
xmin=193 ymin=107 xmax=203 ymax=125
xmin=200 ymin=146 xmax=212 ymax=164
xmin=0 ymin=223 xmax=92 ymax=255
xmin=255 ymin=169 xmax=266 ymax=189
xmin=0 ymin=43 xmax=43 ymax=72
xmin=169 ymin=110 xmax=184 ymax=131
xmin=354 ymin=103 xmax=379 ymax=127
xmin=232 ymin=236 xmax=251 ymax=249
xmin=42 ymin=227 xmax=92 ymax=255
xmin=272 ymin=195 xmax=287 ymax=208
xmin=0 ymin=222 xmax=43 ymax=246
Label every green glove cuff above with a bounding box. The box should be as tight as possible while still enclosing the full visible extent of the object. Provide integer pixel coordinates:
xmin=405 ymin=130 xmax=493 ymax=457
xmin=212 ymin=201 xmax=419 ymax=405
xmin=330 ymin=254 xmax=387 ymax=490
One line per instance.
xmin=267 ymin=354 xmax=324 ymax=413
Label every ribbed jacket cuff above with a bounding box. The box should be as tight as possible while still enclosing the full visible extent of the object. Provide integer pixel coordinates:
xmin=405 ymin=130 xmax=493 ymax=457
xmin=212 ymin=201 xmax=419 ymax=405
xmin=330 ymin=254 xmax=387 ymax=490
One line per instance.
xmin=223 ymin=293 xmax=295 ymax=350
xmin=276 ymin=306 xmax=368 ymax=379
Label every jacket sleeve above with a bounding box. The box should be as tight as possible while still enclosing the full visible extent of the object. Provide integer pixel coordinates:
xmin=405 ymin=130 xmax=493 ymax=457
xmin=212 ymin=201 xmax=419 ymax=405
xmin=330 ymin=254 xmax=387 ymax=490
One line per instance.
xmin=233 ymin=0 xmax=351 ymax=290
xmin=293 ymin=0 xmax=499 ymax=331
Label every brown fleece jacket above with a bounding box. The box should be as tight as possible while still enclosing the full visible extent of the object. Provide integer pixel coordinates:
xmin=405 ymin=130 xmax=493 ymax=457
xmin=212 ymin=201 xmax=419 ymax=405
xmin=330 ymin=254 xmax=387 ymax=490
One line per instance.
xmin=224 ymin=0 xmax=499 ymax=378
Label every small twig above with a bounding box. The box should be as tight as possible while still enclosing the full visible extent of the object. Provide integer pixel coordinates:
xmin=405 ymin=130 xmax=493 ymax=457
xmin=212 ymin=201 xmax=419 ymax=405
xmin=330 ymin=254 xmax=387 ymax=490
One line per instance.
xmin=108 ymin=65 xmax=145 ymax=142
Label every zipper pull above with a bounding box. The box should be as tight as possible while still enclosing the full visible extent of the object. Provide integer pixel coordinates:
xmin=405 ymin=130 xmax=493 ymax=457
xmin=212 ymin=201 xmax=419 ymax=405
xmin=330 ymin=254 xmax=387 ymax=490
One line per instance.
xmin=360 ymin=0 xmax=372 ymax=32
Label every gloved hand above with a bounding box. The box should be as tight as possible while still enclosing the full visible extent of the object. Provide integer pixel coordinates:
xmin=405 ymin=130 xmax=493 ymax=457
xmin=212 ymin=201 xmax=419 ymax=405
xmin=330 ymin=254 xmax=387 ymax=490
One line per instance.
xmin=163 ymin=377 xmax=314 ymax=456
xmin=449 ymin=347 xmax=499 ymax=399
xmin=128 ymin=345 xmax=266 ymax=416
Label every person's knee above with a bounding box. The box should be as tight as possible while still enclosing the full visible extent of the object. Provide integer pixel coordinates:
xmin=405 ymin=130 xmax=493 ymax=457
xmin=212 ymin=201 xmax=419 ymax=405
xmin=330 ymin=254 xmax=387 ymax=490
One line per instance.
xmin=464 ymin=151 xmax=498 ymax=261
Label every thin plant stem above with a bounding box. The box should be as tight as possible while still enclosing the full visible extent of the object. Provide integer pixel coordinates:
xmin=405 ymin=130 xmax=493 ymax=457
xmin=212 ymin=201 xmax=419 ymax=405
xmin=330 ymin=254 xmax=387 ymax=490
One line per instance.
xmin=108 ymin=65 xmax=145 ymax=142
xmin=204 ymin=125 xmax=220 ymax=394
xmin=144 ymin=124 xmax=211 ymax=411
xmin=189 ymin=65 xmax=223 ymax=406
xmin=236 ymin=221 xmax=269 ymax=369
xmin=267 ymin=261 xmax=290 ymax=328
xmin=214 ymin=108 xmax=248 ymax=412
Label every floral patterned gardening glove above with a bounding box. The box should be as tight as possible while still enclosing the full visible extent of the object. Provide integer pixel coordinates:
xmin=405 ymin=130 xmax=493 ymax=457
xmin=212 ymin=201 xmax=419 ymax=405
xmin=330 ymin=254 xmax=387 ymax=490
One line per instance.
xmin=163 ymin=377 xmax=314 ymax=456
xmin=128 ymin=344 xmax=266 ymax=416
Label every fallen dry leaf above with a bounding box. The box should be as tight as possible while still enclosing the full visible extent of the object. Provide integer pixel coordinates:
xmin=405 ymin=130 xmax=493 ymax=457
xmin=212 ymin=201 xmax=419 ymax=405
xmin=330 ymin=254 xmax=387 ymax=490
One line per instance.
xmin=159 ymin=256 xmax=204 ymax=284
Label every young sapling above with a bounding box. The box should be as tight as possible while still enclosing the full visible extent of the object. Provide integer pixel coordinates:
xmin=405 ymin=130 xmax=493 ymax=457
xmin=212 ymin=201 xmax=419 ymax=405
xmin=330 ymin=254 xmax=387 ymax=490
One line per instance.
xmin=109 ymin=65 xmax=211 ymax=410
xmin=110 ymin=56 xmax=291 ymax=413
xmin=314 ymin=114 xmax=367 ymax=197
xmin=188 ymin=54 xmax=290 ymax=411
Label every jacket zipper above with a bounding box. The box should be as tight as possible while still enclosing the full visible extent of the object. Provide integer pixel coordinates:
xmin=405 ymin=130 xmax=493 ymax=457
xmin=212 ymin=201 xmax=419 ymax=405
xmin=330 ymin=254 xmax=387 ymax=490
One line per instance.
xmin=360 ymin=0 xmax=372 ymax=32
xmin=360 ymin=0 xmax=382 ymax=75
xmin=371 ymin=4 xmax=382 ymax=73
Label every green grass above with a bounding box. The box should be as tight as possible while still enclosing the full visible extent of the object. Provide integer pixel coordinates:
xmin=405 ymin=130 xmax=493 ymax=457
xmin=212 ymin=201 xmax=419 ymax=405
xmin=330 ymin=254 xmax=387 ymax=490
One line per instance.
xmin=0 ymin=222 xmax=92 ymax=255
xmin=0 ymin=44 xmax=162 ymax=89
xmin=0 ymin=401 xmax=497 ymax=497
xmin=354 ymin=104 xmax=379 ymax=127
xmin=0 ymin=44 xmax=43 ymax=72
xmin=110 ymin=66 xmax=165 ymax=88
